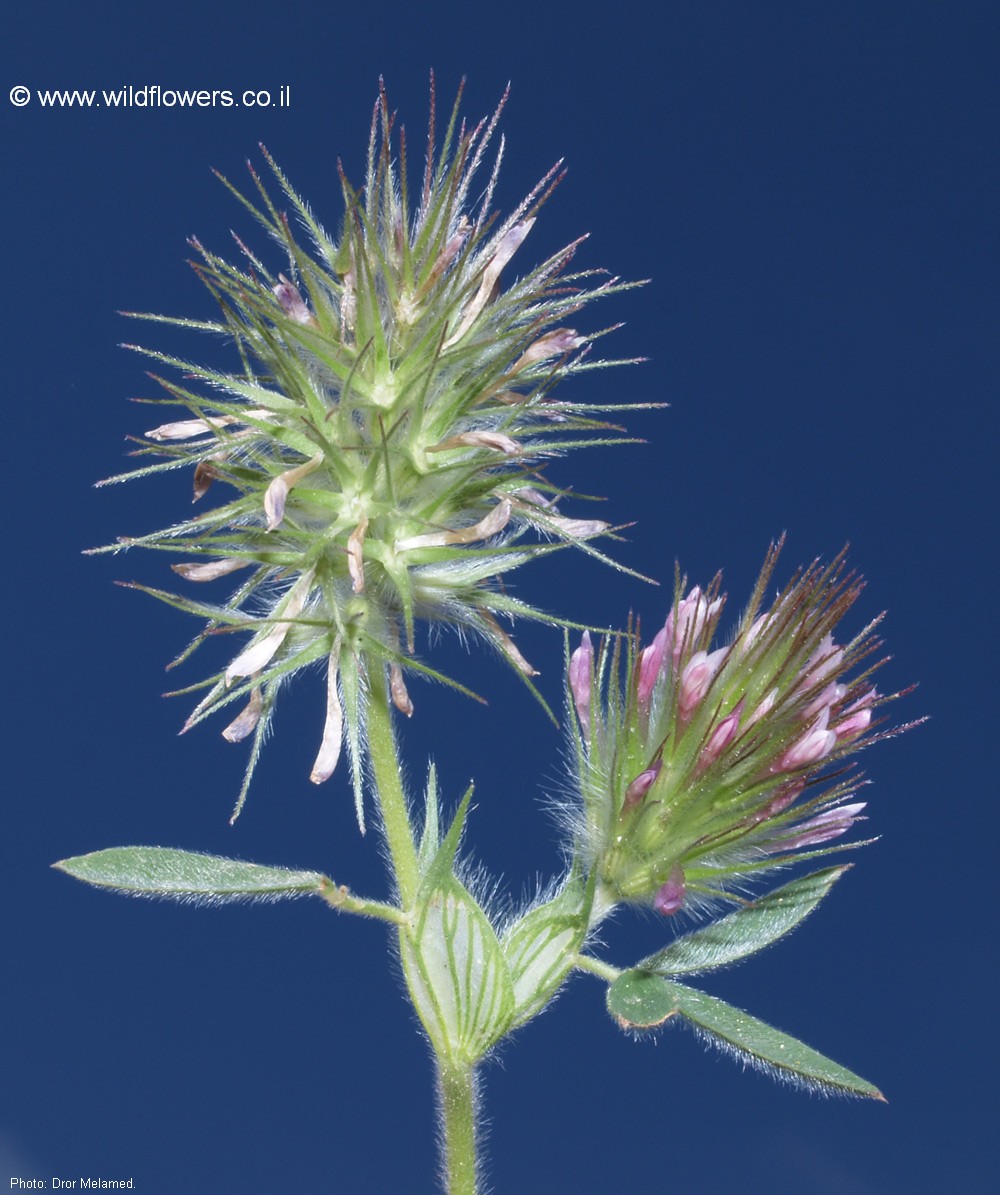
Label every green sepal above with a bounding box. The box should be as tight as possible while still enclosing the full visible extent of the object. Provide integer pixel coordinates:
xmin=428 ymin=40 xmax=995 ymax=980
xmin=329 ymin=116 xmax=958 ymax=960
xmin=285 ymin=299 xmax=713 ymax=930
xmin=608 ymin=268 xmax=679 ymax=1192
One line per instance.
xmin=607 ymin=972 xmax=883 ymax=1100
xmin=422 ymin=782 xmax=474 ymax=888
xmin=502 ymin=871 xmax=591 ymax=1028
xmin=53 ymin=847 xmax=327 ymax=904
xmin=417 ymin=763 xmax=442 ymax=874
xmin=636 ymin=866 xmax=849 ymax=977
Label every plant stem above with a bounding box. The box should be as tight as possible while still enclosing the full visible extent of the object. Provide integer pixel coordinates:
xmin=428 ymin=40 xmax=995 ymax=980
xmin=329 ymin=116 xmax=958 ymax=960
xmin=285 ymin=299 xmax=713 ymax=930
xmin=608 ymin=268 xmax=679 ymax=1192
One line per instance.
xmin=367 ymin=670 xmax=481 ymax=1190
xmin=438 ymin=1059 xmax=479 ymax=1195
xmin=317 ymin=878 xmax=408 ymax=924
xmin=366 ymin=665 xmax=421 ymax=906
xmin=573 ymin=952 xmax=621 ymax=983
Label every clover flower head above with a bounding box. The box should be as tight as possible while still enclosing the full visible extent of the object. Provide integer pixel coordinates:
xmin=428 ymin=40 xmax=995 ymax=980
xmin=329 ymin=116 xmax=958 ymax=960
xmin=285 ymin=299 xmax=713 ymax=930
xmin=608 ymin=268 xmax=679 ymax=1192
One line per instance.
xmin=569 ymin=540 xmax=916 ymax=916
xmin=96 ymin=77 xmax=641 ymax=823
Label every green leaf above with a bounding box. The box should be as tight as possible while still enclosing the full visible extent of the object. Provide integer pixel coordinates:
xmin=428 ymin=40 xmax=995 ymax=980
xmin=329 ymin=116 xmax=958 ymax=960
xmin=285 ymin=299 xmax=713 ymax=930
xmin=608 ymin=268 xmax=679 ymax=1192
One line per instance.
xmin=639 ymin=866 xmax=849 ymax=977
xmin=606 ymin=969 xmax=683 ymax=1029
xmin=608 ymin=970 xmax=883 ymax=1100
xmin=53 ymin=847 xmax=327 ymax=904
xmin=670 ymin=980 xmax=883 ymax=1099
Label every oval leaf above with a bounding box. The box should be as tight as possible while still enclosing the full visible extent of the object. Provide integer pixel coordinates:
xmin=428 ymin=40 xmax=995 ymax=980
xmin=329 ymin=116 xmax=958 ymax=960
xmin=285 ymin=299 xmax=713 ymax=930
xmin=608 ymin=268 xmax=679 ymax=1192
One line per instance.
xmin=53 ymin=847 xmax=327 ymax=904
xmin=639 ymin=866 xmax=849 ymax=976
xmin=607 ymin=969 xmax=682 ymax=1029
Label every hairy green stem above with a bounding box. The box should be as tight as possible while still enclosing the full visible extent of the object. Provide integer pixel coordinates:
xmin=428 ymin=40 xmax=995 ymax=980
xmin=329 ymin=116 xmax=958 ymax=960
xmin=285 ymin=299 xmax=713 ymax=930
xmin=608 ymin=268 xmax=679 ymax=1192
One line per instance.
xmin=367 ymin=669 xmax=483 ymax=1190
xmin=573 ymin=952 xmax=621 ymax=983
xmin=366 ymin=666 xmax=420 ymax=906
xmin=438 ymin=1060 xmax=479 ymax=1195
xmin=317 ymin=878 xmax=407 ymax=924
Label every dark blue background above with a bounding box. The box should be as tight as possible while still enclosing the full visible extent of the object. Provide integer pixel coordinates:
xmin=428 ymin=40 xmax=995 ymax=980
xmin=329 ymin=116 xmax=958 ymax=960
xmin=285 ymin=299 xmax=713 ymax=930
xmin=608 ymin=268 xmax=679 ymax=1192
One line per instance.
xmin=3 ymin=3 xmax=995 ymax=1192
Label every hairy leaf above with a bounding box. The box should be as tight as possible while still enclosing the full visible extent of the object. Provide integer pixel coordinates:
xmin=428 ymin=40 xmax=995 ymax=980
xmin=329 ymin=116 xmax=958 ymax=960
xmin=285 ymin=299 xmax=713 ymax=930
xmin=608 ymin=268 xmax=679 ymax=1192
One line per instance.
xmin=54 ymin=847 xmax=326 ymax=904
xmin=638 ymin=867 xmax=849 ymax=976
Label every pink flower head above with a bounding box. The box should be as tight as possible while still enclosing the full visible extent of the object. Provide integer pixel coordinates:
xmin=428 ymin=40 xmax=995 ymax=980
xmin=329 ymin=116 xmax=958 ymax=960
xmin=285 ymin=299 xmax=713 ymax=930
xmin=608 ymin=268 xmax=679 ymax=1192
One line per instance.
xmin=571 ymin=543 xmax=913 ymax=917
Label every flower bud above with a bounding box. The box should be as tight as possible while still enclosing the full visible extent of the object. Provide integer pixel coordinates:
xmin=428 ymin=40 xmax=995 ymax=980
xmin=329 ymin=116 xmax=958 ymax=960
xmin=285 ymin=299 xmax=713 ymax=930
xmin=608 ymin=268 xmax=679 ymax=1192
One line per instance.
xmin=623 ymin=761 xmax=661 ymax=807
xmin=697 ymin=706 xmax=742 ymax=772
xmin=834 ymin=690 xmax=876 ymax=740
xmin=273 ymin=274 xmax=315 ymax=325
xmin=678 ymin=647 xmax=728 ymax=720
xmin=775 ymin=709 xmax=837 ymax=772
xmin=772 ymin=802 xmax=867 ymax=853
xmin=653 ymin=866 xmax=686 ymax=916
xmin=569 ymin=632 xmax=594 ymax=733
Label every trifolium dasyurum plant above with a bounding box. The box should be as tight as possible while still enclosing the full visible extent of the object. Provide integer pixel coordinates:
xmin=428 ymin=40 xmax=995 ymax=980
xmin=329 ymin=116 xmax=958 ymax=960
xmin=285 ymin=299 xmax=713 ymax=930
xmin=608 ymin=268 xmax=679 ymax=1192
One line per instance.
xmin=56 ymin=78 xmax=918 ymax=1194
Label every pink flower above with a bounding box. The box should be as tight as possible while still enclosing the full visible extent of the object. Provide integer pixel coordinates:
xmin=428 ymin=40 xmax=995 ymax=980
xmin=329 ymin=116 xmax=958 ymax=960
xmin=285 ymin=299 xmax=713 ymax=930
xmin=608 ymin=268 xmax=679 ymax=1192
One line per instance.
xmin=667 ymin=586 xmax=722 ymax=662
xmin=678 ymin=647 xmax=728 ymax=720
xmin=273 ymin=275 xmax=315 ymax=325
xmin=513 ymin=328 xmax=586 ymax=371
xmin=745 ymin=687 xmax=778 ymax=727
xmin=569 ymin=632 xmax=594 ymax=733
xmin=834 ymin=689 xmax=877 ymax=741
xmin=772 ymin=802 xmax=868 ymax=853
xmin=802 ymin=681 xmax=847 ymax=720
xmin=636 ymin=625 xmax=669 ymax=705
xmin=775 ymin=708 xmax=838 ymax=772
xmin=635 ymin=586 xmax=723 ymax=706
xmin=799 ymin=633 xmax=845 ymax=689
xmin=697 ymin=706 xmax=742 ymax=771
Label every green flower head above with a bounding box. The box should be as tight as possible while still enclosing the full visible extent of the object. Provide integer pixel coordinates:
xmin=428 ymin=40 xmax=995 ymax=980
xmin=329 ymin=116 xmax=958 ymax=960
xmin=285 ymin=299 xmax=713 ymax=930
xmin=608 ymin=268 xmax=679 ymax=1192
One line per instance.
xmin=97 ymin=78 xmax=641 ymax=823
